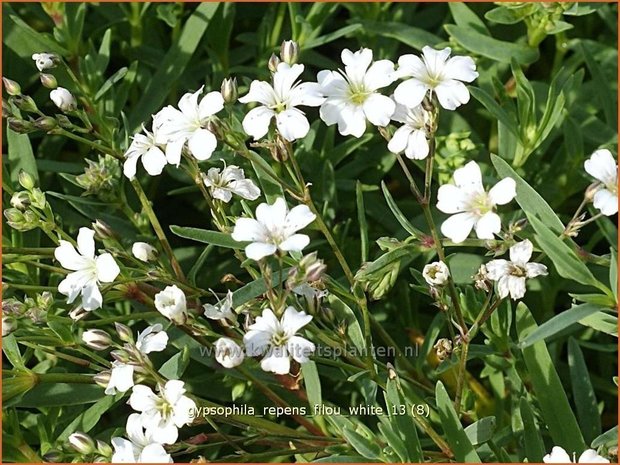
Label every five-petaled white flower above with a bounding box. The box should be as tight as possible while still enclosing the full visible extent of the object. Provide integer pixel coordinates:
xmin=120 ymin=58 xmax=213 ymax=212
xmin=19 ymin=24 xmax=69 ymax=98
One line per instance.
xmin=132 ymin=242 xmax=158 ymax=263
xmin=318 ymin=48 xmax=396 ymax=138
xmin=584 ymin=149 xmax=618 ymax=216
xmin=231 ymin=197 xmax=316 ymax=261
xmin=111 ymin=414 xmax=172 ymax=463
xmin=243 ymin=306 xmax=315 ymax=375
xmin=423 ymin=261 xmax=450 ymax=286
xmin=54 ymin=227 xmax=120 ymax=311
xmin=154 ymin=87 xmax=224 ymax=163
xmin=543 ymin=446 xmax=609 ymax=463
xmin=204 ymin=290 xmax=236 ymax=322
xmin=214 ymin=337 xmax=245 ymax=368
xmin=32 ymin=52 xmax=57 ymax=71
xmin=239 ymin=62 xmax=324 ymax=142
xmin=202 ymin=165 xmax=261 ymax=203
xmin=394 ymin=46 xmax=478 ymax=111
xmin=387 ymin=102 xmax=431 ymax=159
xmin=437 ymin=161 xmax=516 ymax=243
xmin=154 ymin=285 xmax=188 ymax=325
xmin=129 ymin=380 xmax=196 ymax=445
xmin=123 ymin=127 xmax=169 ymax=179
xmin=485 ymin=240 xmax=548 ymax=300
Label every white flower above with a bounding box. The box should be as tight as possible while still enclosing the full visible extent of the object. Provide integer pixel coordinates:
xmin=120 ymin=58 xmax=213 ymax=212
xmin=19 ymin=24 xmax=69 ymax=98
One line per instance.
xmin=54 ymin=227 xmax=120 ymax=311
xmin=485 ymin=240 xmax=548 ymax=300
xmin=231 ymin=197 xmax=316 ymax=261
xmin=318 ymin=48 xmax=396 ymax=138
xmin=50 ymin=87 xmax=76 ymax=111
xmin=136 ymin=324 xmax=169 ymax=354
xmin=584 ymin=149 xmax=618 ymax=216
xmin=292 ymin=283 xmax=328 ymax=300
xmin=105 ymin=361 xmax=135 ymax=395
xmin=239 ymin=63 xmax=324 ymax=142
xmin=154 ymin=87 xmax=224 ymax=162
xmin=154 ymin=285 xmax=187 ymax=325
xmin=437 ymin=161 xmax=516 ymax=243
xmin=394 ymin=46 xmax=478 ymax=110
xmin=132 ymin=242 xmax=158 ymax=262
xmin=32 ymin=52 xmax=57 ymax=71
xmin=387 ymin=102 xmax=431 ymax=159
xmin=123 ymin=128 xmax=170 ymax=179
xmin=543 ymin=446 xmax=609 ymax=463
xmin=203 ymin=290 xmax=236 ymax=322
xmin=243 ymin=306 xmax=315 ymax=375
xmin=111 ymin=414 xmax=173 ymax=463
xmin=214 ymin=337 xmax=245 ymax=368
xmin=423 ymin=261 xmax=450 ymax=286
xmin=202 ymin=165 xmax=260 ymax=203
xmin=129 ymin=380 xmax=196 ymax=444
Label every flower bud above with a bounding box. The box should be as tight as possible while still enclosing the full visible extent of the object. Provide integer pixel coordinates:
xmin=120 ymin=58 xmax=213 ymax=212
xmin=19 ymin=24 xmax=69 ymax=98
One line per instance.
xmin=585 ymin=181 xmax=602 ymax=202
xmin=93 ymin=370 xmax=112 ymax=388
xmin=206 ymin=118 xmax=223 ymax=140
xmin=34 ymin=116 xmax=57 ymax=131
xmin=10 ymin=191 xmax=31 ymax=211
xmin=32 ymin=52 xmax=59 ymax=72
xmin=92 ymin=219 xmax=117 ymax=240
xmin=81 ymin=329 xmax=112 ymax=351
xmin=434 ymin=338 xmax=453 ymax=362
xmin=18 ymin=170 xmax=36 ymax=190
xmin=422 ymin=261 xmax=450 ymax=287
xmin=56 ymin=114 xmax=73 ymax=129
xmin=50 ymin=87 xmax=76 ymax=112
xmin=214 ymin=337 xmax=245 ymax=368
xmin=280 ymin=40 xmax=299 ymax=65
xmin=3 ymin=99 xmax=13 ymax=117
xmin=42 ymin=449 xmax=63 ymax=462
xmin=221 ymin=77 xmax=238 ymax=104
xmin=96 ymin=440 xmax=113 ymax=457
xmin=131 ymin=242 xmax=158 ymax=262
xmin=2 ymin=77 xmax=21 ymax=96
xmin=68 ymin=432 xmax=95 ymax=455
xmin=268 ymin=53 xmax=280 ymax=73
xmin=69 ymin=306 xmax=89 ymax=321
xmin=154 ymin=285 xmax=188 ymax=325
xmin=12 ymin=95 xmax=38 ymax=113
xmin=30 ymin=188 xmax=47 ymax=210
xmin=40 ymin=73 xmax=58 ymax=89
xmin=473 ymin=264 xmax=491 ymax=292
xmin=2 ymin=316 xmax=17 ymax=336
xmin=114 ymin=322 xmax=133 ymax=343
xmin=7 ymin=117 xmax=34 ymax=134
xmin=110 ymin=349 xmax=131 ymax=363
xmin=38 ymin=291 xmax=54 ymax=309
xmin=4 ymin=208 xmax=38 ymax=231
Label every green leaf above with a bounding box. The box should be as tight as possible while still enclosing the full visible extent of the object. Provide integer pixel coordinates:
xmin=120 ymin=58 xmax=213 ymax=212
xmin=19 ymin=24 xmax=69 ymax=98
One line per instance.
xmin=381 ymin=181 xmax=422 ymax=238
xmin=579 ymin=311 xmax=618 ymax=337
xmin=57 ymin=395 xmax=122 ymax=441
xmin=484 ymin=6 xmax=523 ymax=24
xmin=464 ymin=416 xmax=496 ymax=445
xmin=159 ymin=346 xmax=190 ymax=380
xmin=581 ymin=41 xmax=617 ymax=127
xmin=516 ymin=302 xmax=586 ymax=453
xmin=529 ymin=215 xmax=610 ymax=294
xmin=519 ymin=398 xmax=546 ymax=462
xmin=7 ymin=126 xmax=38 ymax=189
xmin=17 ymin=384 xmax=104 ymax=407
xmin=94 ymin=66 xmax=128 ymax=101
xmin=435 ymin=381 xmax=481 ymax=462
xmin=170 ymin=226 xmax=241 ymax=249
xmin=301 ymin=361 xmax=322 ymax=411
xmin=385 ymin=379 xmax=422 ymax=461
xmin=3 ymin=334 xmax=25 ymax=369
xmin=246 ymin=150 xmax=285 ymax=203
xmin=231 ymin=269 xmax=291 ymax=307
xmin=519 ymin=304 xmax=602 ymax=348
xmin=469 ymin=87 xmax=519 ymax=138
xmin=491 ymin=154 xmax=564 ymax=234
xmin=342 ymin=427 xmax=382 ymax=460
xmin=568 ymin=338 xmax=601 ymax=443
xmin=444 ymin=25 xmax=539 ymax=64
xmin=128 ymin=3 xmax=220 ymax=131
xmin=352 ymin=20 xmax=441 ymax=51
xmin=326 ymin=294 xmax=365 ymax=351
xmin=591 ymin=426 xmax=618 ymax=448
xmin=610 ymin=248 xmax=617 ymax=301
xmin=448 ymin=3 xmax=489 ymax=35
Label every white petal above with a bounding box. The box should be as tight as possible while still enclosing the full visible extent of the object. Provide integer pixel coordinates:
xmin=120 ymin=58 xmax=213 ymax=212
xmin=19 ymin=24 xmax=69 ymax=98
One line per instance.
xmin=256 ymin=197 xmax=288 ymax=231
xmin=593 ymin=189 xmax=618 ymax=216
xmin=474 ymin=212 xmax=501 ymax=239
xmin=443 ymin=55 xmax=478 ymax=83
xmin=248 ymin=308 xmax=280 ymax=333
xmin=317 ymin=70 xmax=348 ymax=97
xmin=525 ymin=262 xmax=548 ymax=278
xmin=440 ymin=212 xmax=476 ymax=243
xmin=243 ymin=329 xmax=272 ymax=357
xmin=245 ymin=242 xmax=278 ymax=260
xmin=230 ymin=179 xmax=261 ymax=201
xmin=437 ymin=185 xmax=467 ymax=214
xmin=338 ymin=104 xmax=367 ymax=138
xmin=496 ymin=275 xmax=511 ymax=299
xmin=387 ymin=125 xmax=412 ymax=154
xmin=284 ymin=204 xmax=316 ymax=234
xmin=81 ymin=282 xmax=103 ymax=311
xmin=129 ymin=385 xmax=158 ymax=412
xmin=362 ymin=93 xmax=395 ymax=127
xmin=281 ymin=306 xmax=313 ymax=334
xmin=139 ymin=444 xmax=173 ymax=463
xmin=396 ymin=54 xmax=426 ymax=78
xmin=232 ymin=218 xmax=267 ymax=242
xmin=177 ymin=88 xmax=201 ymax=118
xmin=55 ymin=240 xmax=88 ymax=271
xmin=488 ymin=178 xmax=517 ymax=206
xmin=187 ymin=129 xmax=217 ymax=161
xmin=108 ymin=363 xmax=135 ymax=394
xmin=58 ymin=271 xmax=89 ymax=303
xmin=260 ymin=347 xmax=291 ymax=375
xmin=111 ymin=438 xmax=137 ymax=463
xmin=242 ymin=106 xmax=275 ymax=140
xmin=96 ymin=253 xmax=120 ymax=283
xmin=273 ymin=63 xmax=305 ymax=99
xmin=276 ymin=108 xmax=310 ymax=142
xmin=289 ymin=82 xmax=325 ymax=107
xmin=279 ymin=234 xmax=310 ymax=252
xmin=453 ymin=161 xmax=483 ymax=191
xmin=578 ymin=450 xmax=610 ymax=463
xmin=434 ymin=80 xmax=470 ymax=111
xmin=141 ymin=146 xmax=168 ymax=176
xmin=239 ymin=80 xmax=276 ymax=105
xmin=138 ymin=331 xmax=169 ymax=355
xmin=507 ymin=275 xmax=526 ymax=300
xmin=393 ymin=79 xmax=427 ymax=108
xmin=287 ymin=336 xmax=315 ymax=363
xmin=584 ymin=149 xmax=617 ymax=185
xmin=198 ymin=91 xmax=224 ymax=119
xmin=149 ymin=420 xmax=178 ymax=445
xmin=509 ymin=239 xmax=533 ymax=265
xmin=123 ymin=154 xmax=139 ymax=179
xmin=172 ymin=395 xmax=196 ymax=427
xmin=165 ymin=138 xmax=184 ymax=166
xmin=163 ymin=380 xmax=186 ymax=405
xmin=77 ymin=227 xmax=96 ymax=259
xmin=404 ymin=129 xmax=429 ymax=160
xmin=363 ymin=59 xmax=396 ymax=91
xmin=341 ymin=48 xmax=373 ymax=85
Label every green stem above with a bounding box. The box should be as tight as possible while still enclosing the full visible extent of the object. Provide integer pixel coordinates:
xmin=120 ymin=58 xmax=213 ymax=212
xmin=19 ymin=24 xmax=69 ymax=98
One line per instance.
xmin=35 ymin=373 xmax=94 ymax=384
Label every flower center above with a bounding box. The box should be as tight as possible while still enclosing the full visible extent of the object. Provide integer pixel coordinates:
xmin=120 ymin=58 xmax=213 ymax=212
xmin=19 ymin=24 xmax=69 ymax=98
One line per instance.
xmin=508 ymin=263 xmax=527 ymax=278
xmin=468 ymin=192 xmax=494 ymax=216
xmin=269 ymin=101 xmax=288 ymax=113
xmin=156 ymin=398 xmax=174 ymax=420
xmin=348 ymin=88 xmax=369 ymax=105
xmin=271 ymin=331 xmax=288 ymax=347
